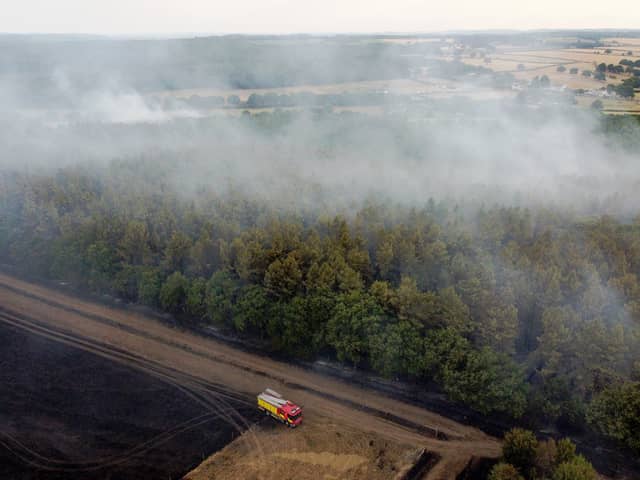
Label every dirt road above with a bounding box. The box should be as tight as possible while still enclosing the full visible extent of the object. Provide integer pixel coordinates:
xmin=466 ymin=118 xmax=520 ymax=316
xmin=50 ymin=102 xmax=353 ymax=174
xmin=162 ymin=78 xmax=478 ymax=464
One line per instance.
xmin=0 ymin=272 xmax=501 ymax=479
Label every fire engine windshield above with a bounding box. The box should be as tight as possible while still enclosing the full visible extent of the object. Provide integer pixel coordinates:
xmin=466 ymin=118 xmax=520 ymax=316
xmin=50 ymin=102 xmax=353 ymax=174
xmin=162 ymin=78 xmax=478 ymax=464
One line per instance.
xmin=289 ymin=412 xmax=301 ymax=422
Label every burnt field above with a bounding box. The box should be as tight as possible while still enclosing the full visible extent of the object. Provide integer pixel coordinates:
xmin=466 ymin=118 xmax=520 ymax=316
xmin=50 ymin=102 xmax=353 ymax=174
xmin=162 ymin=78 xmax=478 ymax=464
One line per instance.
xmin=0 ymin=322 xmax=257 ymax=480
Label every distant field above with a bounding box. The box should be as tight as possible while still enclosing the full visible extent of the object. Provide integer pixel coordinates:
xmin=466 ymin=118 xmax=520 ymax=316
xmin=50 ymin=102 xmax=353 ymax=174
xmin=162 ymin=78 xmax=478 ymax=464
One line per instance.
xmin=575 ymin=95 xmax=640 ymax=114
xmin=603 ymin=37 xmax=640 ymax=48
xmin=514 ymin=66 xmax=613 ymax=90
xmin=378 ymin=37 xmax=444 ymax=44
xmin=201 ymin=106 xmax=386 ymax=116
xmin=153 ymin=79 xmax=428 ymax=101
xmin=457 ymin=46 xmax=638 ymax=89
xmin=152 ymin=77 xmax=515 ymax=103
xmin=462 ymin=58 xmax=556 ymax=72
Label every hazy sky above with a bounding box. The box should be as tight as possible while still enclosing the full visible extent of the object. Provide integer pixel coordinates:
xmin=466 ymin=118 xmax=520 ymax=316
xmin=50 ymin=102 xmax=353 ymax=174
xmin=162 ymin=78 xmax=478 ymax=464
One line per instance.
xmin=2 ymin=0 xmax=639 ymax=34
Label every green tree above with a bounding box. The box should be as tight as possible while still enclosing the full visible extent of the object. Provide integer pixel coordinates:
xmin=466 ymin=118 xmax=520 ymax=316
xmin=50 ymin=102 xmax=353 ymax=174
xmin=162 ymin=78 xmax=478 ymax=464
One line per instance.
xmin=537 ymin=306 xmax=577 ymax=378
xmin=423 ymin=327 xmax=469 ymax=378
xmin=138 ymin=267 xmax=162 ymax=306
xmin=488 ymin=463 xmax=525 ymax=480
xmin=163 ymin=231 xmax=192 ymax=273
xmin=424 ymin=329 xmax=528 ymax=417
xmin=112 ymin=263 xmax=139 ymax=301
xmin=185 ymin=277 xmax=207 ymax=319
xmin=444 ymin=347 xmax=527 ymax=417
xmin=267 ymin=296 xmax=315 ymax=357
xmin=159 ymin=271 xmax=189 ymax=313
xmin=86 ymin=240 xmax=117 ymax=291
xmin=326 ymin=291 xmax=383 ymax=365
xmin=502 ymin=428 xmax=538 ymax=477
xmin=119 ymin=221 xmax=151 ymax=265
xmin=435 ymin=286 xmax=471 ymax=332
xmin=553 ymin=455 xmax=597 ymax=480
xmin=304 ymin=292 xmax=336 ymax=352
xmin=376 ymin=236 xmax=394 ymax=279
xmin=555 ymin=438 xmax=577 ymax=464
xmin=189 ymin=230 xmax=220 ymax=277
xmin=587 ymin=381 xmax=640 ymax=452
xmin=392 ymin=276 xmax=438 ymax=325
xmin=369 ymin=319 xmax=424 ymax=378
xmin=306 ymin=255 xmax=363 ymax=294
xmin=233 ymin=284 xmax=270 ymax=334
xmin=264 ymin=253 xmax=303 ymax=298
xmin=205 ymin=270 xmax=240 ymax=327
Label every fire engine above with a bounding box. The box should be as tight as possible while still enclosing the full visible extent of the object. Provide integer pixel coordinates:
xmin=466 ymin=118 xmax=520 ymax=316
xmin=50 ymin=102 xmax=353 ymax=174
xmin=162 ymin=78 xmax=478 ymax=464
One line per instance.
xmin=257 ymin=388 xmax=303 ymax=428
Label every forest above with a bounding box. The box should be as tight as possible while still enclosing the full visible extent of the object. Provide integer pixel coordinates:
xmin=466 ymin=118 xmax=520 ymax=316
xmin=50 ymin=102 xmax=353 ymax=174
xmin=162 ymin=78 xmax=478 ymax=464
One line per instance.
xmin=1 ymin=109 xmax=640 ymax=458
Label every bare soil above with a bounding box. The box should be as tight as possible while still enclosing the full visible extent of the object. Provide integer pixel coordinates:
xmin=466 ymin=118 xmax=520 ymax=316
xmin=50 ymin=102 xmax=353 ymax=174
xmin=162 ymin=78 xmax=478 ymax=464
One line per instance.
xmin=185 ymin=416 xmax=427 ymax=480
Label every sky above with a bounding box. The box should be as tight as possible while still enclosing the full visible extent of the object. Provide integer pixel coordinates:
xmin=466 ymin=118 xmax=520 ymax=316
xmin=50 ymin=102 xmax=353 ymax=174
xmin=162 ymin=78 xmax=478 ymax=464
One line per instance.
xmin=2 ymin=0 xmax=640 ymax=35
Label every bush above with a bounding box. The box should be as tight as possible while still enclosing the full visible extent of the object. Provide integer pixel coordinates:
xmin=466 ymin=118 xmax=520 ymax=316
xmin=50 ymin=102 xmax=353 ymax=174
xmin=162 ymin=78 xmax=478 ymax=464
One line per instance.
xmin=555 ymin=438 xmax=577 ymax=464
xmin=534 ymin=439 xmax=557 ymax=478
xmin=488 ymin=463 xmax=525 ymax=480
xmin=498 ymin=431 xmax=592 ymax=480
xmin=553 ymin=455 xmax=598 ymax=480
xmin=502 ymin=428 xmax=538 ymax=476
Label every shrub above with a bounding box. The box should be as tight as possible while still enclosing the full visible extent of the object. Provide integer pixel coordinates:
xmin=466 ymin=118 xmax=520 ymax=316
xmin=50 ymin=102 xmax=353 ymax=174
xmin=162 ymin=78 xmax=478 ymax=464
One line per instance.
xmin=553 ymin=455 xmax=598 ymax=480
xmin=503 ymin=428 xmax=538 ymax=476
xmin=489 ymin=463 xmax=525 ymax=480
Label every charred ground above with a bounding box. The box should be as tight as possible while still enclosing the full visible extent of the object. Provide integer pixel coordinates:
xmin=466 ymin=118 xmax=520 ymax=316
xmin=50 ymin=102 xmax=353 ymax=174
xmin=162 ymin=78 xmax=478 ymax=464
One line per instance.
xmin=0 ymin=322 xmax=256 ymax=480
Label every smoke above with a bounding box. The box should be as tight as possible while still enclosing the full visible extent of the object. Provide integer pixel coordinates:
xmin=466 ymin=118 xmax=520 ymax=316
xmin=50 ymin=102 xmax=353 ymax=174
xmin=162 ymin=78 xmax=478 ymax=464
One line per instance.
xmin=0 ymin=34 xmax=639 ymax=217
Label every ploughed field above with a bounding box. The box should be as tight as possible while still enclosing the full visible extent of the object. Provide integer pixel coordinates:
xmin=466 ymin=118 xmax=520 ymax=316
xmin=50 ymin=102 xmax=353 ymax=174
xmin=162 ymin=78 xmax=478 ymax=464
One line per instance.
xmin=0 ymin=322 xmax=257 ymax=479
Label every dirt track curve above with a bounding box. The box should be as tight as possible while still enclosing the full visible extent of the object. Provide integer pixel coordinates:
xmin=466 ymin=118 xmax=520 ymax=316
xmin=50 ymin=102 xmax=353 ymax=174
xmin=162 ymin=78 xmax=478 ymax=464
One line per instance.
xmin=0 ymin=272 xmax=501 ymax=479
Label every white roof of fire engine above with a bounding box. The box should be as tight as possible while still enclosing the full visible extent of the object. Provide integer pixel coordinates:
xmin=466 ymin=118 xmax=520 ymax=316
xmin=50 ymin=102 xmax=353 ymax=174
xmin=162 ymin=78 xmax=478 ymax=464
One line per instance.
xmin=258 ymin=392 xmax=288 ymax=406
xmin=264 ymin=388 xmax=283 ymax=398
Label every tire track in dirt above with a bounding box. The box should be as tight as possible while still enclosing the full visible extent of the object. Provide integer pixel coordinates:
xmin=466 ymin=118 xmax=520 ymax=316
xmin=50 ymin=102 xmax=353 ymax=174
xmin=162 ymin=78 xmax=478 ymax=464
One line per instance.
xmin=0 ymin=307 xmax=260 ymax=472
